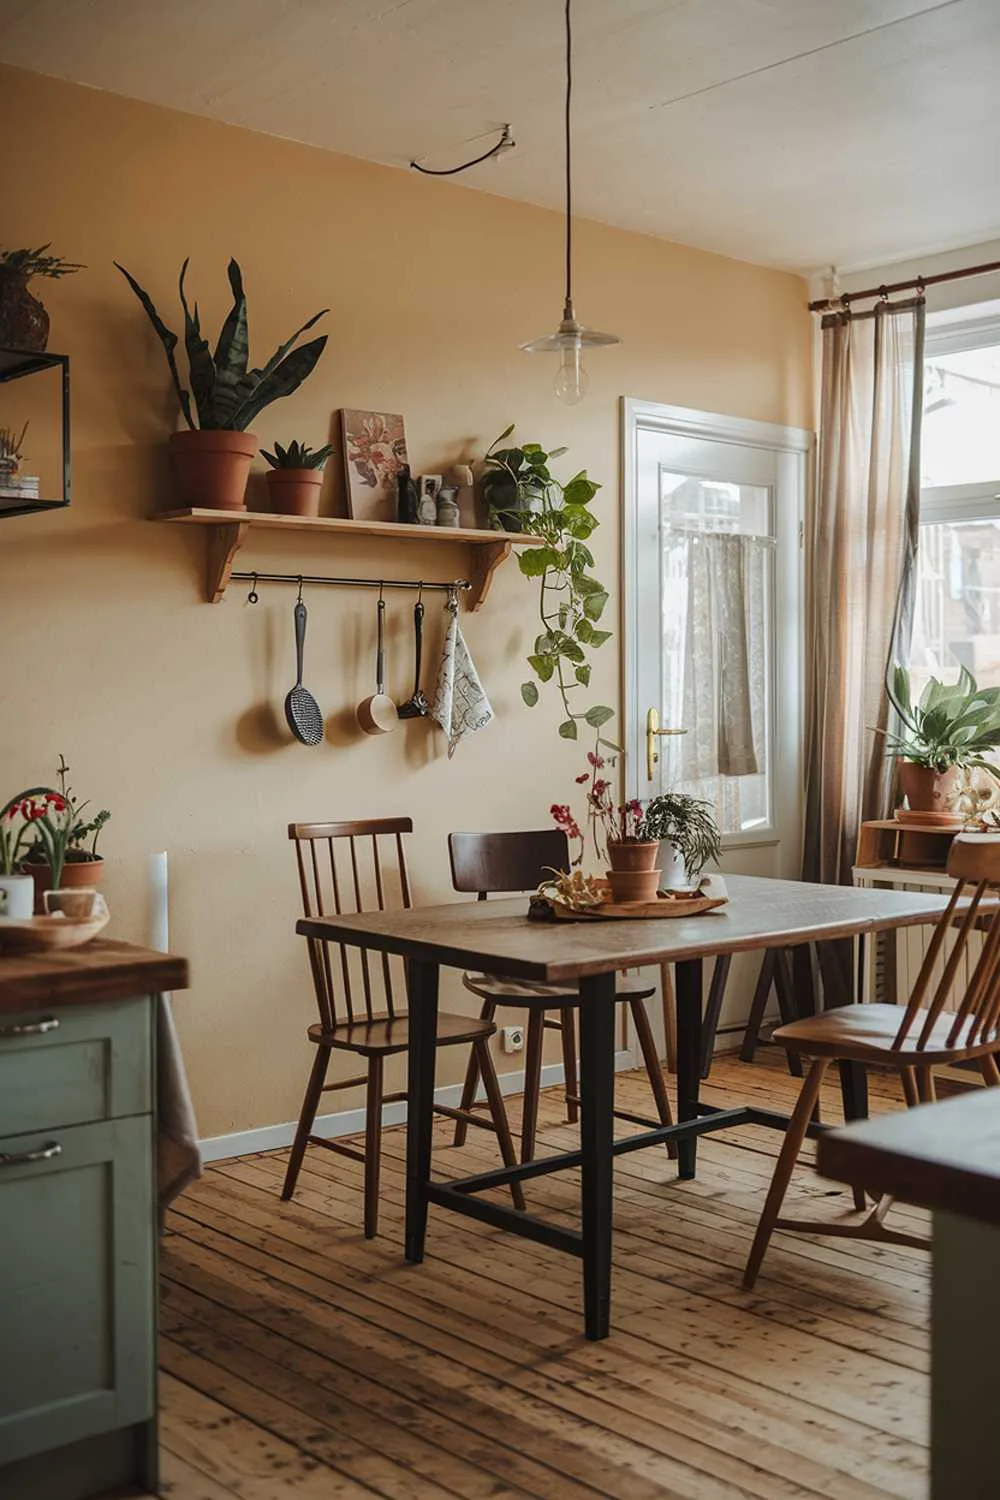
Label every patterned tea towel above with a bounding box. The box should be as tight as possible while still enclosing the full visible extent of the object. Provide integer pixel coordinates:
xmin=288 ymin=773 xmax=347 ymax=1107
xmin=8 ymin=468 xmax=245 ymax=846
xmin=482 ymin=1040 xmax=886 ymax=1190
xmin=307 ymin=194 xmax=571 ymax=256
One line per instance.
xmin=432 ymin=596 xmax=493 ymax=757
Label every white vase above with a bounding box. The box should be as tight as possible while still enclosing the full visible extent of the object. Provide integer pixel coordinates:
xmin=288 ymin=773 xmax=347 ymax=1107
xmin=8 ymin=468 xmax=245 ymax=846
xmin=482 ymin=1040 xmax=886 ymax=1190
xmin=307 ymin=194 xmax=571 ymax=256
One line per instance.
xmin=0 ymin=872 xmax=35 ymax=920
xmin=657 ymin=842 xmax=691 ymax=892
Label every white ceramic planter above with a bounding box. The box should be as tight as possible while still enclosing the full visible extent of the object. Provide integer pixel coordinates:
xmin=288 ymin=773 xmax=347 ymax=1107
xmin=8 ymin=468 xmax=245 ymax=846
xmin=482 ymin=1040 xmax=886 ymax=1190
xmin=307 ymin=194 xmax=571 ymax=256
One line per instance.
xmin=0 ymin=872 xmax=35 ymax=919
xmin=657 ymin=841 xmax=691 ymax=892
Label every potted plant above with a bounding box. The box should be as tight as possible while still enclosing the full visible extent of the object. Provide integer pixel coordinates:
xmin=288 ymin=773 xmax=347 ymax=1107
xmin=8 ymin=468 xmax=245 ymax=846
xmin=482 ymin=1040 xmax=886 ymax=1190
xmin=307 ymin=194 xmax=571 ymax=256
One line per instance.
xmin=18 ymin=758 xmax=110 ymax=913
xmin=884 ymin=665 xmax=1000 ymax=815
xmin=0 ymin=245 xmax=84 ymax=352
xmin=554 ymin=752 xmax=659 ymax=901
xmin=482 ymin=426 xmax=567 ymax=534
xmin=116 ymin=258 xmax=328 ymax=512
xmin=262 ymin=439 xmax=334 ymax=517
xmin=0 ymin=791 xmax=54 ymax=918
xmin=640 ymin=792 xmax=722 ymax=892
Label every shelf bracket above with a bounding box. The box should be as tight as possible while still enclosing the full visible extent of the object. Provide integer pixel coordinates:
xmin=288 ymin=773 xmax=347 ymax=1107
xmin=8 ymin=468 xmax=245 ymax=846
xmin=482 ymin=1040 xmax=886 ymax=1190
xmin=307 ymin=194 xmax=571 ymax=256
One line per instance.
xmin=467 ymin=538 xmax=512 ymax=611
xmin=206 ymin=522 xmax=249 ymax=603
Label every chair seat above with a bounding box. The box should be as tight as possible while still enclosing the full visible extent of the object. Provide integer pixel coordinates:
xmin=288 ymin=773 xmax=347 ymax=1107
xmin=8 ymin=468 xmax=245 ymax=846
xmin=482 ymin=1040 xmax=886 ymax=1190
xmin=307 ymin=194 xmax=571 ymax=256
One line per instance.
xmin=775 ymin=1002 xmax=1000 ymax=1064
xmin=463 ymin=971 xmax=655 ymax=1007
xmin=308 ymin=1011 xmax=496 ymax=1057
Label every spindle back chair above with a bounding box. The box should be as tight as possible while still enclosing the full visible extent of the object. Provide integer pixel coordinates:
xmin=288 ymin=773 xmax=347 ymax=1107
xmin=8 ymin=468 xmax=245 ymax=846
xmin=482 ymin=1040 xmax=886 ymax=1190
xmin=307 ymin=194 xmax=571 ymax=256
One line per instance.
xmin=285 ymin=818 xmax=523 ymax=1236
xmin=744 ymin=834 xmax=1000 ymax=1287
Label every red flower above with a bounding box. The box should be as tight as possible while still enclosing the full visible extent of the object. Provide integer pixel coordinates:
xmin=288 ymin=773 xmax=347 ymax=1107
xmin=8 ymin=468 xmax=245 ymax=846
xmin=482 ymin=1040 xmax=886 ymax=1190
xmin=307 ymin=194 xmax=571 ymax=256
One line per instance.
xmin=587 ymin=751 xmax=605 ymax=768
xmin=46 ymin=794 xmax=66 ymax=812
xmin=5 ymin=804 xmax=18 ymax=820
xmin=574 ymin=773 xmax=589 ymax=784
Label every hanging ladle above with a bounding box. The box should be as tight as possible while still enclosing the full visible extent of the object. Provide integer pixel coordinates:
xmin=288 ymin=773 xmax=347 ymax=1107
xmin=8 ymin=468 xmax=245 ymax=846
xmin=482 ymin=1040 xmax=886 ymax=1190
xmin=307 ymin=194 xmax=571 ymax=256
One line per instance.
xmin=357 ymin=589 xmax=399 ymax=735
xmin=397 ymin=587 xmax=429 ymax=718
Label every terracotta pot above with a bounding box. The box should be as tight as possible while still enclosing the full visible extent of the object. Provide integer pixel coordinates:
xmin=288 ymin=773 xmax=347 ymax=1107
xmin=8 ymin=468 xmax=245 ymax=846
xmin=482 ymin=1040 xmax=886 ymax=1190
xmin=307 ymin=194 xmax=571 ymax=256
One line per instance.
xmin=0 ymin=272 xmax=49 ymax=352
xmin=266 ymin=468 xmax=323 ymax=517
xmin=898 ymin=761 xmax=963 ymax=815
xmin=605 ymin=867 xmax=661 ymax=903
xmin=607 ymin=839 xmax=660 ymax=873
xmin=24 ymin=856 xmax=103 ymax=915
xmin=170 ymin=429 xmax=257 ymax=511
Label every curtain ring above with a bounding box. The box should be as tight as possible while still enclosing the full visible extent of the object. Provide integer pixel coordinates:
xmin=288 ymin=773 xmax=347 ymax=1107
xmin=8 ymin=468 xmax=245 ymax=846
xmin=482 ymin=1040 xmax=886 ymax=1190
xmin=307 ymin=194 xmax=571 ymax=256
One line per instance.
xmin=878 ymin=284 xmax=889 ymax=303
xmin=296 ymin=575 xmax=304 ymax=602
xmin=247 ymin=573 xmax=259 ymax=605
xmin=916 ymin=276 xmax=926 ymax=299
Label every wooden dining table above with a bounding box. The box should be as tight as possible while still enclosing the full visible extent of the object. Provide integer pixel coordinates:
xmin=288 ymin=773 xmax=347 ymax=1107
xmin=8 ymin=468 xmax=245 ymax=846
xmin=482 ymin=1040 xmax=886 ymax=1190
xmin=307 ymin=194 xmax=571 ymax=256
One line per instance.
xmin=297 ymin=872 xmax=960 ymax=1340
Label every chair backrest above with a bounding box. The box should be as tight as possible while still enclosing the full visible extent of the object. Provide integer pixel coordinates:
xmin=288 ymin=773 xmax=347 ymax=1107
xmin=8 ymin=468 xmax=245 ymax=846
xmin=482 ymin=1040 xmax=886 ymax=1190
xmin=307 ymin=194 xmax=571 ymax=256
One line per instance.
xmin=449 ymin=829 xmax=570 ymax=900
xmin=289 ymin=818 xmax=412 ymax=1027
xmin=893 ymin=834 xmax=1000 ymax=1052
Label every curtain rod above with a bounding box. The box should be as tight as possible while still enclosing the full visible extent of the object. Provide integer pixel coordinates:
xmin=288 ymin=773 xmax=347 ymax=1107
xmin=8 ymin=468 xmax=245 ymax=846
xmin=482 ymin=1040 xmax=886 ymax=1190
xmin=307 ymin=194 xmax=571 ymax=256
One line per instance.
xmin=808 ymin=255 xmax=1000 ymax=313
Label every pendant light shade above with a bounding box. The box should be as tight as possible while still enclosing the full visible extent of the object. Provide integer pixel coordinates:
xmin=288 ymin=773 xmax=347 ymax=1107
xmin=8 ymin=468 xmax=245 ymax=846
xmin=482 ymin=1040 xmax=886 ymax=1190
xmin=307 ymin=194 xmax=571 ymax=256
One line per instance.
xmin=521 ymin=0 xmax=620 ymax=403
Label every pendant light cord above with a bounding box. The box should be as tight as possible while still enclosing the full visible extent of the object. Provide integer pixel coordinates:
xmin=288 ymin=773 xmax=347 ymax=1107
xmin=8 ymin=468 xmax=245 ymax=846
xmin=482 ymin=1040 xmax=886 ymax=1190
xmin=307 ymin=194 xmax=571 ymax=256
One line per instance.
xmin=563 ymin=0 xmax=573 ymax=318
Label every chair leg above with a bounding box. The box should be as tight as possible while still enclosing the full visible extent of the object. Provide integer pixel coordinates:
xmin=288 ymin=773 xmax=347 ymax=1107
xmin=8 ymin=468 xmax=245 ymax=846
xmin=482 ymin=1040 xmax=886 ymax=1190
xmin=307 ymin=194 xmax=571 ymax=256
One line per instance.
xmin=281 ymin=1045 xmax=331 ymax=1202
xmin=900 ymin=1068 xmax=920 ymax=1108
xmin=521 ymin=1008 xmax=546 ymax=1163
xmin=475 ymin=1038 xmax=526 ymax=1212
xmin=363 ymin=1055 xmax=384 ymax=1239
xmin=629 ymin=995 xmax=678 ymax=1160
xmin=660 ymin=963 xmax=678 ymax=1075
xmin=743 ymin=1057 xmax=831 ymax=1290
xmin=916 ymin=1067 xmax=937 ymax=1105
xmin=981 ymin=1054 xmax=1000 ymax=1087
xmin=559 ymin=1007 xmax=579 ymax=1123
xmin=453 ymin=998 xmax=495 ymax=1147
xmin=740 ymin=949 xmax=776 ymax=1064
xmin=838 ymin=1059 xmax=868 ymax=1211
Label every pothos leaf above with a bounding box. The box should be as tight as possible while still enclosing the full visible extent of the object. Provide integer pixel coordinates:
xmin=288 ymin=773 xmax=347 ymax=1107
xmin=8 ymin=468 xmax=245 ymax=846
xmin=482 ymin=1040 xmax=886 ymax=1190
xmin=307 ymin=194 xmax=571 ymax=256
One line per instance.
xmin=575 ymin=664 xmax=591 ymax=687
xmin=558 ymin=718 xmax=579 ymax=740
xmin=521 ymin=682 xmax=540 ymax=707
xmin=527 ymin=654 xmax=555 ymax=682
xmin=584 ymin=705 xmax=615 ymax=729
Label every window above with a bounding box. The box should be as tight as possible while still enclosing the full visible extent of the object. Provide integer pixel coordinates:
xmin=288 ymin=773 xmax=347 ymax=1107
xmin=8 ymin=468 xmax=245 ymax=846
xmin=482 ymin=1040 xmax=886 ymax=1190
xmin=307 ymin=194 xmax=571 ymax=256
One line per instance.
xmin=912 ymin=313 xmax=1000 ymax=694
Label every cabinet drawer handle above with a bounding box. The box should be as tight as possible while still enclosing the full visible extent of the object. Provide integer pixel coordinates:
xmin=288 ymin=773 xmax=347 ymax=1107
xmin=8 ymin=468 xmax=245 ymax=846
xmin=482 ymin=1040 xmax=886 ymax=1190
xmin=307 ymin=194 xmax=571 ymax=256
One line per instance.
xmin=0 ymin=1016 xmax=59 ymax=1038
xmin=0 ymin=1141 xmax=62 ymax=1169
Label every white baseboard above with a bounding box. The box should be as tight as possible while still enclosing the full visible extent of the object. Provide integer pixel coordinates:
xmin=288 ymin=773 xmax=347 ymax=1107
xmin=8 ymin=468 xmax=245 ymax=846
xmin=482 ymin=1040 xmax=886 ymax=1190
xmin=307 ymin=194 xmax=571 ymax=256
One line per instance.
xmin=199 ymin=1048 xmax=636 ymax=1163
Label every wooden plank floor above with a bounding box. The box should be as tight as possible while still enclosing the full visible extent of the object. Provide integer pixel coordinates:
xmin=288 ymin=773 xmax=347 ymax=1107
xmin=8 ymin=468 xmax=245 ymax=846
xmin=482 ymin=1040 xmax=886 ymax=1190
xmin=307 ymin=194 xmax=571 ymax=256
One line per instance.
xmin=160 ymin=1054 xmax=931 ymax=1500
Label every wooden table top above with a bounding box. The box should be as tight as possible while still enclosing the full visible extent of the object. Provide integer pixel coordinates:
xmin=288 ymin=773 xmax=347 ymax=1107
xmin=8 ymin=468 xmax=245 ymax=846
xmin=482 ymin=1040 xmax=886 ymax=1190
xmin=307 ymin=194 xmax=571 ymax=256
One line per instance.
xmin=296 ymin=873 xmax=956 ymax=983
xmin=0 ymin=938 xmax=189 ymax=1013
xmin=818 ymin=1088 xmax=1000 ymax=1228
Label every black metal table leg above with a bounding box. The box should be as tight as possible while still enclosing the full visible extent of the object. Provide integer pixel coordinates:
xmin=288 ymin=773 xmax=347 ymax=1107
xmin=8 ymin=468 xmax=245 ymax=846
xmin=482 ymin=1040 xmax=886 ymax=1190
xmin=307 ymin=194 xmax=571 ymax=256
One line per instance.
xmin=405 ymin=958 xmax=439 ymax=1264
xmin=578 ymin=971 xmax=617 ymax=1342
xmin=675 ymin=957 xmax=703 ymax=1180
xmin=699 ymin=954 xmax=732 ymax=1078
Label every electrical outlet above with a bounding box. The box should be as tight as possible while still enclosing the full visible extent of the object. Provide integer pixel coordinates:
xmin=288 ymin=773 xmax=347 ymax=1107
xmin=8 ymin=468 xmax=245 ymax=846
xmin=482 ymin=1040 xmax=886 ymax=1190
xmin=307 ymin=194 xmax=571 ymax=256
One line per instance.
xmin=500 ymin=1024 xmax=525 ymax=1054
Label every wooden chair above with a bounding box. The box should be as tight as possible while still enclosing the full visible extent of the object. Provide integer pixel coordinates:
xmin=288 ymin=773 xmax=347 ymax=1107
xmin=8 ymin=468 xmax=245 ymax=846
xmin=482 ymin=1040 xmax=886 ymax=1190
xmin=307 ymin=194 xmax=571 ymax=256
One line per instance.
xmin=744 ymin=834 xmax=1000 ymax=1288
xmin=285 ymin=818 xmax=524 ymax=1237
xmin=448 ymin=829 xmax=675 ymax=1162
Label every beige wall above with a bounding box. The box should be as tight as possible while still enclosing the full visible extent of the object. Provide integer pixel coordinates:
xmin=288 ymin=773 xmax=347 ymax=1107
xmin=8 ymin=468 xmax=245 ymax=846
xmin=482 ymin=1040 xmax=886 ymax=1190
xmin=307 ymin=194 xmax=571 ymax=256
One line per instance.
xmin=0 ymin=64 xmax=813 ymax=1140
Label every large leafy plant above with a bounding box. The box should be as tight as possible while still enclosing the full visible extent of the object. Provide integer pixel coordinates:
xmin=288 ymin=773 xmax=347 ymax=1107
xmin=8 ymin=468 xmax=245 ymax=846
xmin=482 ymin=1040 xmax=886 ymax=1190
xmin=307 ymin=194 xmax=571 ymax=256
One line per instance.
xmin=885 ymin=664 xmax=1000 ymax=771
xmin=487 ymin=425 xmax=615 ymax=744
xmin=115 ymin=258 xmax=327 ymax=432
xmin=640 ymin=793 xmax=721 ymax=879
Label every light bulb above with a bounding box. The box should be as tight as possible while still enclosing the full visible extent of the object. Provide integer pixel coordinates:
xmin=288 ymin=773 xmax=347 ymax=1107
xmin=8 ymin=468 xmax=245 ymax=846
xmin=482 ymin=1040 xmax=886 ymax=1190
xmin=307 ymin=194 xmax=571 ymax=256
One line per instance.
xmin=554 ymin=340 xmax=588 ymax=404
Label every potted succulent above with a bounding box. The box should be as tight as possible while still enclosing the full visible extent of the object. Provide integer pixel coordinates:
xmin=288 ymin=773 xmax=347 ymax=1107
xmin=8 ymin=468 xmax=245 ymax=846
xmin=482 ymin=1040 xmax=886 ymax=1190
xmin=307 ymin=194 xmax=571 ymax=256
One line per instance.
xmin=262 ymin=439 xmax=334 ymax=517
xmin=0 ymin=245 xmax=84 ymax=352
xmin=884 ymin=665 xmax=1000 ymax=815
xmin=640 ymin=792 xmax=722 ymax=892
xmin=116 ymin=257 xmax=328 ymax=512
xmin=18 ymin=758 xmax=110 ymax=913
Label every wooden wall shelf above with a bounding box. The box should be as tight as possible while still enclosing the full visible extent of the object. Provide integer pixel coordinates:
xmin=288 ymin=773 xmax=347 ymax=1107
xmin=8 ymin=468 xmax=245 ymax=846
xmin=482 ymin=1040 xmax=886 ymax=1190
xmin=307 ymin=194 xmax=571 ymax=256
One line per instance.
xmin=156 ymin=508 xmax=544 ymax=609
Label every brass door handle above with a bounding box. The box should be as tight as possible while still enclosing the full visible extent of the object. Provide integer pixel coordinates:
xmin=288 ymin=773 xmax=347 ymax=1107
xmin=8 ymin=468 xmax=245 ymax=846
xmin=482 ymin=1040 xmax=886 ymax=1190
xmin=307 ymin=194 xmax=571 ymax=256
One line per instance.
xmin=646 ymin=708 xmax=686 ymax=782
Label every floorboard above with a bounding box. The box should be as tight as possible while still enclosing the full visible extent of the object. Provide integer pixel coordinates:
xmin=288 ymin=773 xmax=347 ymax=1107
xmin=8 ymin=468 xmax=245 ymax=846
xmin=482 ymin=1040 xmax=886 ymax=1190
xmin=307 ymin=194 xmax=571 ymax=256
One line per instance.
xmin=161 ymin=1054 xmax=931 ymax=1500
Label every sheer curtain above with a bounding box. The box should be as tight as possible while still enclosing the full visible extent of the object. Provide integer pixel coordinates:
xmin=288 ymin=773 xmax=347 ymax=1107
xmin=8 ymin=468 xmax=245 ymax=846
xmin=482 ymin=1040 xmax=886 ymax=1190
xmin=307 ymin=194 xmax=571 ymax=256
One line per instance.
xmin=803 ymin=298 xmax=925 ymax=887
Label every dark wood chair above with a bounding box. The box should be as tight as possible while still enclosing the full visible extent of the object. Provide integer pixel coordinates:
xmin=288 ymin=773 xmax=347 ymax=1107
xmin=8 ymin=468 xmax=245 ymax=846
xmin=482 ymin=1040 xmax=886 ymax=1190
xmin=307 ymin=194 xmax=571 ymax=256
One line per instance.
xmin=448 ymin=829 xmax=675 ymax=1162
xmin=744 ymin=834 xmax=1000 ymax=1288
xmin=285 ymin=818 xmax=523 ymax=1236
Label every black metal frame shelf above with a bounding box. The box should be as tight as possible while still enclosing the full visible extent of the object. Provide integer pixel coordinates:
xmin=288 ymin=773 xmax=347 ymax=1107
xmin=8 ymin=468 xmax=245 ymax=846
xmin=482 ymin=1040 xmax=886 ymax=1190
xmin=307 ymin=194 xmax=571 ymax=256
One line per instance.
xmin=0 ymin=348 xmax=71 ymax=518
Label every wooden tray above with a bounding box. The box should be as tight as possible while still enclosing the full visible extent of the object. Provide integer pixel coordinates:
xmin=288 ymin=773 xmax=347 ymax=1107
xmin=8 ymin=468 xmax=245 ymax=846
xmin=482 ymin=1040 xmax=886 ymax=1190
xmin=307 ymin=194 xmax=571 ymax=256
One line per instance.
xmin=550 ymin=892 xmax=727 ymax=921
xmin=0 ymin=909 xmax=110 ymax=954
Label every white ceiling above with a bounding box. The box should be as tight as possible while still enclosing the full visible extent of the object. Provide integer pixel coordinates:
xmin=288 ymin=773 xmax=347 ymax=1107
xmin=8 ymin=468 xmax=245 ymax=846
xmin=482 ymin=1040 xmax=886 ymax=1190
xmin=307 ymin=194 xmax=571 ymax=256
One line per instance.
xmin=1 ymin=0 xmax=998 ymax=274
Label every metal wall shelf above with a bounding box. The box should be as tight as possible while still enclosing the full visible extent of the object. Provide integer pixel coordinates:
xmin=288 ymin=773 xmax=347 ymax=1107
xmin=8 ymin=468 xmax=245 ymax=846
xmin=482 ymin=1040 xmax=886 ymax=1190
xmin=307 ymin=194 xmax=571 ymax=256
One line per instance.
xmin=0 ymin=349 xmax=70 ymax=518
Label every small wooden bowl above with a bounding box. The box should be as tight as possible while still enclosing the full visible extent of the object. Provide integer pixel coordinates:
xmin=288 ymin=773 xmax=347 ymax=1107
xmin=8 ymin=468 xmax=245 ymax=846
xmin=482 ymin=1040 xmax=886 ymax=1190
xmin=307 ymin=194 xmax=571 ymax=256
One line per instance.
xmin=0 ymin=908 xmax=110 ymax=954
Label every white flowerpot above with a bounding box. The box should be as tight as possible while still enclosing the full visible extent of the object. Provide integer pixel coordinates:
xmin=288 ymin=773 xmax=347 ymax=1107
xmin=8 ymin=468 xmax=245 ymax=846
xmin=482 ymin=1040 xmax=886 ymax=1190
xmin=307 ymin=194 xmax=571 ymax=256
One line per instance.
xmin=0 ymin=872 xmax=35 ymax=920
xmin=657 ymin=842 xmax=691 ymax=892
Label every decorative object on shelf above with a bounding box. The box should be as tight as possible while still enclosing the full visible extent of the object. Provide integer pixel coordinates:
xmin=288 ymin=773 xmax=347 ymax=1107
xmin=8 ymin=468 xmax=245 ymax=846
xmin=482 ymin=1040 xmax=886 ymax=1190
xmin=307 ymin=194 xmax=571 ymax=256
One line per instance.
xmin=519 ymin=0 xmax=619 ymax=403
xmin=435 ymin=464 xmax=471 ymax=528
xmin=487 ymin=425 xmax=613 ymax=742
xmin=416 ymin=474 xmax=442 ymax=526
xmin=283 ymin=589 xmax=325 ymax=746
xmin=16 ymin=756 xmax=110 ymax=913
xmin=0 ymin=420 xmax=39 ymax=509
xmin=116 ymin=257 xmax=328 ymax=512
xmin=262 ymin=439 xmax=334 ymax=517
xmin=0 ymin=245 xmax=83 ymax=353
xmin=396 ymin=463 xmax=418 ymax=523
xmin=883 ymin=664 xmax=1000 ymax=816
xmin=357 ymin=593 xmax=399 ymax=735
xmin=0 ymin=891 xmax=110 ymax=954
xmin=397 ymin=598 xmax=430 ymax=718
xmin=641 ymin=791 xmax=723 ymax=892
xmin=0 ymin=349 xmax=71 ymax=517
xmin=432 ymin=589 xmax=493 ymax=757
xmin=340 ymin=409 xmax=408 ymax=522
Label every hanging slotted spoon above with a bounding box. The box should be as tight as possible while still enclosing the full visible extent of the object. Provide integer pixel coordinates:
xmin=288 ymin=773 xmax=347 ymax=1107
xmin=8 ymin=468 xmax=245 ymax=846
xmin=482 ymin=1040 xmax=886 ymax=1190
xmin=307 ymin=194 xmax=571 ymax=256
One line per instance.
xmin=284 ymin=590 xmax=324 ymax=745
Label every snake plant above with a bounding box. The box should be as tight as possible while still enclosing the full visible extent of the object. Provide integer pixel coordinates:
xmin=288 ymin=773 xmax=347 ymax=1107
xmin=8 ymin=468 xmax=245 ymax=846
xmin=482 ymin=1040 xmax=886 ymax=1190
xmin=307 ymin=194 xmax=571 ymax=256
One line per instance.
xmin=261 ymin=440 xmax=334 ymax=470
xmin=115 ymin=258 xmax=328 ymax=432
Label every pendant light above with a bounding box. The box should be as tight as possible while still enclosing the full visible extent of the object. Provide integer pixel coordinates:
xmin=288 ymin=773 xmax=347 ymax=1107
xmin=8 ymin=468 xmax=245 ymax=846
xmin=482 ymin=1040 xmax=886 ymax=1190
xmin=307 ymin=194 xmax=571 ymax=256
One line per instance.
xmin=521 ymin=0 xmax=620 ymax=403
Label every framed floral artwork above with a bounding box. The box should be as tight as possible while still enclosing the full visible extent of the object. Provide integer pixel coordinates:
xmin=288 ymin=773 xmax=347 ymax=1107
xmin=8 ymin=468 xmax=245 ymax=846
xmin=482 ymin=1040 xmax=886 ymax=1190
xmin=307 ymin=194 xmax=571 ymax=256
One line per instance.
xmin=340 ymin=409 xmax=409 ymax=522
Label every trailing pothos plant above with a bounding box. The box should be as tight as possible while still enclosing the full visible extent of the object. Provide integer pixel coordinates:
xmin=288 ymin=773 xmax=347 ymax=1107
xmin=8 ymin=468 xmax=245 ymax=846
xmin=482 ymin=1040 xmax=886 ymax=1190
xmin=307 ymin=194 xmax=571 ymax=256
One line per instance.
xmin=486 ymin=425 xmax=616 ymax=746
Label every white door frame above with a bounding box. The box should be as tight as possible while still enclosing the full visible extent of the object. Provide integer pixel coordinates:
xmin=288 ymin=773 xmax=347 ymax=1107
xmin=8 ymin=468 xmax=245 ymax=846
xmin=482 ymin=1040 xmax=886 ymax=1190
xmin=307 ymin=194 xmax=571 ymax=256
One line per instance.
xmin=620 ymin=397 xmax=813 ymax=866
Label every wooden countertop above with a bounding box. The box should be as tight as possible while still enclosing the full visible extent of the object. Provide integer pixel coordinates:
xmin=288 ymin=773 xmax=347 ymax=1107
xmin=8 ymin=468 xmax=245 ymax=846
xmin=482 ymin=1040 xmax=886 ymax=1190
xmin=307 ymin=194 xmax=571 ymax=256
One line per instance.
xmin=818 ymin=1088 xmax=1000 ymax=1228
xmin=0 ymin=939 xmax=189 ymax=1014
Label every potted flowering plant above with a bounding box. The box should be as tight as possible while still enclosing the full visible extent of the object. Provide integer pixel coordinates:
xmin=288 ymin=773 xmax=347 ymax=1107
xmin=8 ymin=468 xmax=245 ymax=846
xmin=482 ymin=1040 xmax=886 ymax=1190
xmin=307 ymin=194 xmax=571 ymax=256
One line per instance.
xmin=553 ymin=750 xmax=659 ymax=902
xmin=18 ymin=758 xmax=110 ymax=912
xmin=0 ymin=789 xmax=57 ymax=918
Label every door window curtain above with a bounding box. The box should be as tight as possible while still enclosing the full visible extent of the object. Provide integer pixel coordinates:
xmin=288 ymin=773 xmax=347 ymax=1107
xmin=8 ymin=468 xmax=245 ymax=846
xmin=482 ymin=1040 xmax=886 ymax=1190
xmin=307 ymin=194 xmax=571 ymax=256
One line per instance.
xmin=803 ymin=297 xmax=925 ymax=887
